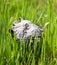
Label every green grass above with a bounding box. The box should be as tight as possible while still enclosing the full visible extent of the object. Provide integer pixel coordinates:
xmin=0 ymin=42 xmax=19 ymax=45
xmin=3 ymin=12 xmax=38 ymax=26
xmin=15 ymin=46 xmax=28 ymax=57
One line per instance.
xmin=0 ymin=0 xmax=57 ymax=65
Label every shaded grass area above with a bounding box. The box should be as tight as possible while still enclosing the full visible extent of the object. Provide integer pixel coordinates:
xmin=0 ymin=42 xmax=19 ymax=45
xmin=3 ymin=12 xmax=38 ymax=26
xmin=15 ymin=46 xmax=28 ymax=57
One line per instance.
xmin=0 ymin=0 xmax=57 ymax=65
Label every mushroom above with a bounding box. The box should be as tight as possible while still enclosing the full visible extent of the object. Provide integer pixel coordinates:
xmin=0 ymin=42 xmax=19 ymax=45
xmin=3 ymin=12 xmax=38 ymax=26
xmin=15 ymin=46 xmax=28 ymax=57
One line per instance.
xmin=10 ymin=17 xmax=43 ymax=41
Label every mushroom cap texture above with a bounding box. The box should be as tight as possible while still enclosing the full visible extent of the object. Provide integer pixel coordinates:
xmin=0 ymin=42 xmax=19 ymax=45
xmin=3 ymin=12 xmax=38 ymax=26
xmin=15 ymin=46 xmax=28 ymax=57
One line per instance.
xmin=11 ymin=18 xmax=43 ymax=40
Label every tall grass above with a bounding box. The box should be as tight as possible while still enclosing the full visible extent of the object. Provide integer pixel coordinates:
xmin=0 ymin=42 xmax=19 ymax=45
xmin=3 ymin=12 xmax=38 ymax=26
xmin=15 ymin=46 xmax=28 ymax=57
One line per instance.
xmin=0 ymin=0 xmax=57 ymax=65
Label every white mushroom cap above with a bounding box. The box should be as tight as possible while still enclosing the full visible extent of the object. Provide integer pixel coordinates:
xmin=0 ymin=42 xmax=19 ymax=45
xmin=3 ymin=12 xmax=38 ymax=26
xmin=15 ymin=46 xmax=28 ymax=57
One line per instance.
xmin=11 ymin=18 xmax=43 ymax=40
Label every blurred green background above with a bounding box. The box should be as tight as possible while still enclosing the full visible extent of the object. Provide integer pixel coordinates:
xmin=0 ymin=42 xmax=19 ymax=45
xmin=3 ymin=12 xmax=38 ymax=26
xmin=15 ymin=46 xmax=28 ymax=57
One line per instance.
xmin=0 ymin=0 xmax=57 ymax=65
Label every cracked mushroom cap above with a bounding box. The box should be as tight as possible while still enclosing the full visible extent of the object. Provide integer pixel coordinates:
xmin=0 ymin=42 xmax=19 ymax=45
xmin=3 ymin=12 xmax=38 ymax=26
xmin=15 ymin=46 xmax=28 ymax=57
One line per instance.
xmin=10 ymin=18 xmax=43 ymax=40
